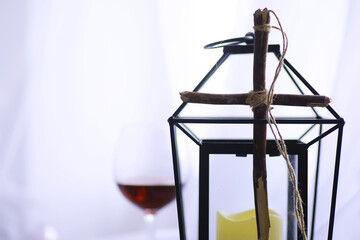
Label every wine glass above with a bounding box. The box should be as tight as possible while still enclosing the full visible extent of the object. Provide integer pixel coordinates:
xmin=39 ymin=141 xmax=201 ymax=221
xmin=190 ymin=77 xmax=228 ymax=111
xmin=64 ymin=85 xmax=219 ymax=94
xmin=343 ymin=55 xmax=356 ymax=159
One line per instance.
xmin=114 ymin=123 xmax=176 ymax=240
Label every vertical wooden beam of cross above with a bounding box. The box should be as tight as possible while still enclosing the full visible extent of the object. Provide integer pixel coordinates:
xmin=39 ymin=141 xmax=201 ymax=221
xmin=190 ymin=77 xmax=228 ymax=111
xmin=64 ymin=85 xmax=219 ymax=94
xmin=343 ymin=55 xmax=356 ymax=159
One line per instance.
xmin=179 ymin=8 xmax=330 ymax=240
xmin=252 ymin=8 xmax=271 ymax=240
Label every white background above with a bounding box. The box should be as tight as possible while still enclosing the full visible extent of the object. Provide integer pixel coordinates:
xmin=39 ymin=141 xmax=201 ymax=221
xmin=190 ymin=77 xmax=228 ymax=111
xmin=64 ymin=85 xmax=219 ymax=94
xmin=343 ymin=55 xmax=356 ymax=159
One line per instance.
xmin=0 ymin=0 xmax=359 ymax=239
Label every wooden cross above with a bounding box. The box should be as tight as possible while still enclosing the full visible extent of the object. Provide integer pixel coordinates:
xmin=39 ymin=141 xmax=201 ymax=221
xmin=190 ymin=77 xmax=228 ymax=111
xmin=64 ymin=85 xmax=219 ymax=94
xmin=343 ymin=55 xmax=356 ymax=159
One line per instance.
xmin=180 ymin=8 xmax=329 ymax=240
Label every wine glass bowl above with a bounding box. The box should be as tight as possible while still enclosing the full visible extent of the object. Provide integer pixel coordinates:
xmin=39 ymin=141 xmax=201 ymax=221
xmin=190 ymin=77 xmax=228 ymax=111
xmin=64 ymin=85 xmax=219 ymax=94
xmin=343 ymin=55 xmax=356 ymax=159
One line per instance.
xmin=114 ymin=123 xmax=176 ymax=239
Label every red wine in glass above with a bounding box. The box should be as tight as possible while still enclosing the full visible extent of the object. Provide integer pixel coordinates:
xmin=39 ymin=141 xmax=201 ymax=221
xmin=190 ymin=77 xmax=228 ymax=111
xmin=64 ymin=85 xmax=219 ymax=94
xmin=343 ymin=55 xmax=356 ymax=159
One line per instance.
xmin=118 ymin=181 xmax=176 ymax=214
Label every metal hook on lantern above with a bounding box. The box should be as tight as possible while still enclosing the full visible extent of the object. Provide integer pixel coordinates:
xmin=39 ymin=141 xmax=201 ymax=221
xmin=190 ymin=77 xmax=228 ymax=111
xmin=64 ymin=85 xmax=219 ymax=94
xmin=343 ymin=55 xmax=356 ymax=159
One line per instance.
xmin=204 ymin=32 xmax=254 ymax=49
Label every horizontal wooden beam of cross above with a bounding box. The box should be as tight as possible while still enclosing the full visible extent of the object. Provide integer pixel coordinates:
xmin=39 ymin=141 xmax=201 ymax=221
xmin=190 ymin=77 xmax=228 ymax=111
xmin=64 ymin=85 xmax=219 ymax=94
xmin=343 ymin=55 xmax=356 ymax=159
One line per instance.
xmin=180 ymin=91 xmax=330 ymax=107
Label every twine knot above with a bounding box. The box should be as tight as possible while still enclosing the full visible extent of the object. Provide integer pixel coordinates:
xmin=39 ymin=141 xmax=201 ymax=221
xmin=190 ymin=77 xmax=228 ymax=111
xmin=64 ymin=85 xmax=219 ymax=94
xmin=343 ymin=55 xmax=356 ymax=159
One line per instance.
xmin=246 ymin=90 xmax=271 ymax=111
xmin=253 ymin=24 xmax=272 ymax=33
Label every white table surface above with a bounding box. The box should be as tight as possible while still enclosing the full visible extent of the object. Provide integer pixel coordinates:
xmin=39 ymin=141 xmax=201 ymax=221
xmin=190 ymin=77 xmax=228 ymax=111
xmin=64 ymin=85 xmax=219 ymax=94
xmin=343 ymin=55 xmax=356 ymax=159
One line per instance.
xmin=87 ymin=228 xmax=179 ymax=240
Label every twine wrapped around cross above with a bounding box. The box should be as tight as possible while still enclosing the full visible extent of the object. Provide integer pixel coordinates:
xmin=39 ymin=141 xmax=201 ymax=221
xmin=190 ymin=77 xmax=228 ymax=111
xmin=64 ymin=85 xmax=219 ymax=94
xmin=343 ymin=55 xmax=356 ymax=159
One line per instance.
xmin=180 ymin=8 xmax=328 ymax=240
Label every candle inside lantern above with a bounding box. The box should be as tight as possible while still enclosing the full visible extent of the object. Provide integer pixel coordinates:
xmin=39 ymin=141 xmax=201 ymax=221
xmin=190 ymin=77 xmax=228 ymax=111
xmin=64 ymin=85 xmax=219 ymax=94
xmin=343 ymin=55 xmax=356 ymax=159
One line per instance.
xmin=217 ymin=209 xmax=283 ymax=240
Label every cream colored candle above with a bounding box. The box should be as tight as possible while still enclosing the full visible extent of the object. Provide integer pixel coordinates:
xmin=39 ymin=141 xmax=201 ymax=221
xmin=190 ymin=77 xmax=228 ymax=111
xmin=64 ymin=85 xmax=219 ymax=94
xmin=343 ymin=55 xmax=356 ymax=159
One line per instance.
xmin=217 ymin=209 xmax=282 ymax=240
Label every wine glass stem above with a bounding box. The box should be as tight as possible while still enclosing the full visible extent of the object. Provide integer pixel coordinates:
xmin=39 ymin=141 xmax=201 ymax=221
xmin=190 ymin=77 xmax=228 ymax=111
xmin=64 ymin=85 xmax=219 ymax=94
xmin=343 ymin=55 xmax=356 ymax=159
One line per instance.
xmin=144 ymin=212 xmax=156 ymax=240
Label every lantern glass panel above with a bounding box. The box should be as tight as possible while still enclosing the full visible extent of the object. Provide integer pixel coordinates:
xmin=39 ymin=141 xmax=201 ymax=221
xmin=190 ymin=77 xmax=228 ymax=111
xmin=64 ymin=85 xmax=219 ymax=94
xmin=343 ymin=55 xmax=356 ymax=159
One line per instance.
xmin=207 ymin=153 xmax=298 ymax=240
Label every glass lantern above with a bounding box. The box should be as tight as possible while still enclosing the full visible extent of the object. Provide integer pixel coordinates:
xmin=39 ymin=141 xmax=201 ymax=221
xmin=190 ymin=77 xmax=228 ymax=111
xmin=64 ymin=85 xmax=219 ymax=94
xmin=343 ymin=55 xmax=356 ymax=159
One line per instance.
xmin=168 ymin=34 xmax=344 ymax=240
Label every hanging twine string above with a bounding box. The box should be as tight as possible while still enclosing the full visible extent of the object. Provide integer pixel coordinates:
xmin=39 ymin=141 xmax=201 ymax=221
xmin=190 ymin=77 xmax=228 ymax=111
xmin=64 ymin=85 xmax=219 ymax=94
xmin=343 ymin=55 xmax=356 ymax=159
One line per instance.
xmin=248 ymin=10 xmax=308 ymax=240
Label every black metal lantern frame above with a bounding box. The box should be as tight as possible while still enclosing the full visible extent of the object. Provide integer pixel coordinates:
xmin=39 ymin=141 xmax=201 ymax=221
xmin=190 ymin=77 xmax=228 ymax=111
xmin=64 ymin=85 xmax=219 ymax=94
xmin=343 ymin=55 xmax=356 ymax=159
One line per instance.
xmin=168 ymin=36 xmax=344 ymax=240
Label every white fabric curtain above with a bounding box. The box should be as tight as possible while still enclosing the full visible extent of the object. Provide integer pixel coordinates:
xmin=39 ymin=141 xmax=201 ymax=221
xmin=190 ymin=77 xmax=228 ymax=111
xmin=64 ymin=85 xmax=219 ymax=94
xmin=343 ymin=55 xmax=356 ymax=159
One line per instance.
xmin=0 ymin=0 xmax=358 ymax=239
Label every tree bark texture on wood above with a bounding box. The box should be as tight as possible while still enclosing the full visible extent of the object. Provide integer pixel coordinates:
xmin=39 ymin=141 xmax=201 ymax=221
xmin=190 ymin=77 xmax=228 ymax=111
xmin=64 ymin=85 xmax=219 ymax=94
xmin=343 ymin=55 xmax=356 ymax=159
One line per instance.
xmin=180 ymin=91 xmax=330 ymax=107
xmin=253 ymin=8 xmax=271 ymax=240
